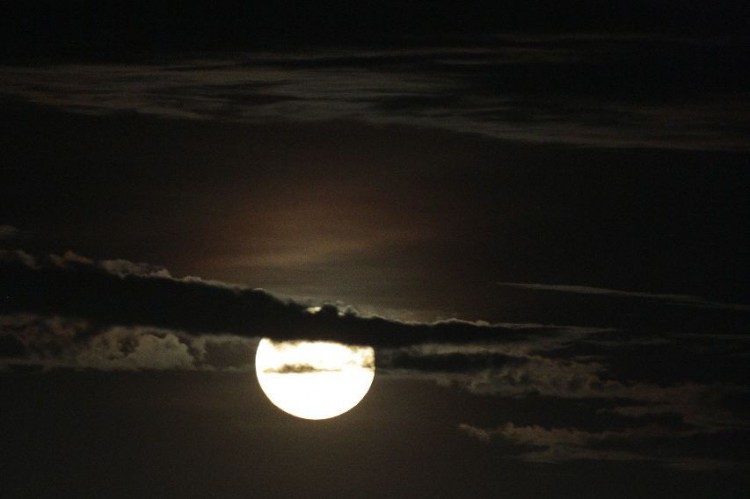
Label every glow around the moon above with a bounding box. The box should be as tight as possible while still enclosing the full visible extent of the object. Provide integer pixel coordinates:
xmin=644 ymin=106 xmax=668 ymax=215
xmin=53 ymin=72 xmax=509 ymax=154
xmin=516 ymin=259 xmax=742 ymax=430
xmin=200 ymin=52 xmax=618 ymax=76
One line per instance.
xmin=255 ymin=338 xmax=375 ymax=420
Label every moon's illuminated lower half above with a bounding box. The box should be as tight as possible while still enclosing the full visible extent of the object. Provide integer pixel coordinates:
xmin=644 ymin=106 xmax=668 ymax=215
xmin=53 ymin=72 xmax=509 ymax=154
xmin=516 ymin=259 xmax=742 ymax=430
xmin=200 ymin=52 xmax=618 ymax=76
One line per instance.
xmin=255 ymin=338 xmax=375 ymax=420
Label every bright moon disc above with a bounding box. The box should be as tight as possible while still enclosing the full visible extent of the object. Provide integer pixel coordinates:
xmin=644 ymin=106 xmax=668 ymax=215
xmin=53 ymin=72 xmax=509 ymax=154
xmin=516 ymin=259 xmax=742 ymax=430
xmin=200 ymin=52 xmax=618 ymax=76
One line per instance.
xmin=255 ymin=338 xmax=375 ymax=420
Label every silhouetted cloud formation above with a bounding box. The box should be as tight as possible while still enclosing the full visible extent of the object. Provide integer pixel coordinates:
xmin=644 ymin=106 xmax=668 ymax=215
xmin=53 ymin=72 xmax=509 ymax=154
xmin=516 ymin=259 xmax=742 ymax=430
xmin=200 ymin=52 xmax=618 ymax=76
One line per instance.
xmin=0 ymin=250 xmax=576 ymax=348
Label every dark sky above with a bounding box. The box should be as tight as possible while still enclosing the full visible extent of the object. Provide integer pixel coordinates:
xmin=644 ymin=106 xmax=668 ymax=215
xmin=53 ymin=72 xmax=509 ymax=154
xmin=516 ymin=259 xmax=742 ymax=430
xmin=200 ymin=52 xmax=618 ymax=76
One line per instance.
xmin=1 ymin=1 xmax=750 ymax=498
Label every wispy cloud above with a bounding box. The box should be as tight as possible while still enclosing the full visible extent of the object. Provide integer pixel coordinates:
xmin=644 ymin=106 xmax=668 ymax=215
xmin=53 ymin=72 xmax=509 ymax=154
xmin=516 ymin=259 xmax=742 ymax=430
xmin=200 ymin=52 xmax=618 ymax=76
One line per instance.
xmin=1 ymin=35 xmax=747 ymax=150
xmin=458 ymin=421 xmax=750 ymax=471
xmin=0 ymin=225 xmax=20 ymax=241
xmin=497 ymin=282 xmax=750 ymax=312
xmin=392 ymin=348 xmax=746 ymax=429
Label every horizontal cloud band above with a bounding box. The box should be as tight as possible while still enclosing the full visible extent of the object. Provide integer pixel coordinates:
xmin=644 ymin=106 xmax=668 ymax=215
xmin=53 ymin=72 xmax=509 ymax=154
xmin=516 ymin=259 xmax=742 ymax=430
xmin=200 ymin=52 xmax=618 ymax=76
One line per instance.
xmin=0 ymin=250 xmax=562 ymax=348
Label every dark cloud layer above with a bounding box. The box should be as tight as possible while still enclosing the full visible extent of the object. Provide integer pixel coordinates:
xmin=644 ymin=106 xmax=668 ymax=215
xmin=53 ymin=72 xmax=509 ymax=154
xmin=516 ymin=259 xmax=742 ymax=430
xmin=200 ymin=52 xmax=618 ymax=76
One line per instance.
xmin=3 ymin=249 xmax=748 ymax=366
xmin=0 ymin=250 xmax=564 ymax=348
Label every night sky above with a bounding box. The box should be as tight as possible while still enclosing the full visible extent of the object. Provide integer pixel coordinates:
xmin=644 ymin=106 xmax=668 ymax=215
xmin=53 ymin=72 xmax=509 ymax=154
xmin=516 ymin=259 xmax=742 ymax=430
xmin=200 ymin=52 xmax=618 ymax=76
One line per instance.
xmin=2 ymin=1 xmax=750 ymax=498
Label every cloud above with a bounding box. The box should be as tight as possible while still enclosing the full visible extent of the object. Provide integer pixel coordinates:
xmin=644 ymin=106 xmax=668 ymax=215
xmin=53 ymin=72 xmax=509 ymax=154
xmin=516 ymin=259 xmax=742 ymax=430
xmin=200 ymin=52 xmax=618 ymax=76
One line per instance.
xmin=76 ymin=327 xmax=195 ymax=371
xmin=0 ymin=331 xmax=26 ymax=358
xmin=384 ymin=351 xmax=525 ymax=373
xmin=99 ymin=258 xmax=172 ymax=278
xmin=262 ymin=363 xmax=343 ymax=374
xmin=0 ymin=36 xmax=747 ymax=150
xmin=194 ymin=335 xmax=258 ymax=371
xmin=387 ymin=346 xmax=748 ymax=437
xmin=3 ymin=250 xmax=747 ymax=379
xmin=388 ymin=351 xmax=611 ymax=400
xmin=497 ymin=282 xmax=750 ymax=312
xmin=0 ymin=224 xmax=20 ymax=241
xmin=0 ymin=313 xmax=86 ymax=365
xmin=457 ymin=423 xmax=492 ymax=443
xmin=0 ymin=249 xmax=590 ymax=348
xmin=0 ymin=313 xmax=258 ymax=371
xmin=458 ymin=421 xmax=750 ymax=470
xmin=0 ymin=249 xmax=306 ymax=338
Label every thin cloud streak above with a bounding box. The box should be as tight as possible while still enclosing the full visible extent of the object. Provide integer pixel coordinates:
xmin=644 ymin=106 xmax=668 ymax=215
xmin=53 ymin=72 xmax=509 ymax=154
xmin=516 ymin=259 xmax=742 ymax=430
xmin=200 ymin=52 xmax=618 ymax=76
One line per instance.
xmin=497 ymin=282 xmax=750 ymax=312
xmin=457 ymin=422 xmax=750 ymax=471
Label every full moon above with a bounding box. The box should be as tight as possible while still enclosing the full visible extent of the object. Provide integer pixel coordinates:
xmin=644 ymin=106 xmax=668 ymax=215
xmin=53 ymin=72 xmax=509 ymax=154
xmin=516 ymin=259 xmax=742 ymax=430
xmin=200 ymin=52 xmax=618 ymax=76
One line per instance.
xmin=255 ymin=338 xmax=375 ymax=420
